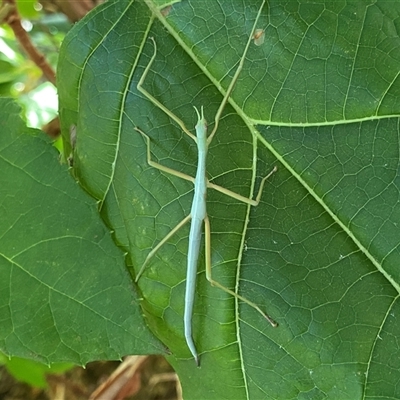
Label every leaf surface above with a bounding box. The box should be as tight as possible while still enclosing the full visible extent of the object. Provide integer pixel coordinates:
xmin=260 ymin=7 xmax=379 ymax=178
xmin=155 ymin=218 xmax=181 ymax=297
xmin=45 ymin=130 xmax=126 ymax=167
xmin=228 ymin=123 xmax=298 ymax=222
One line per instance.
xmin=58 ymin=0 xmax=400 ymax=398
xmin=0 ymin=98 xmax=162 ymax=365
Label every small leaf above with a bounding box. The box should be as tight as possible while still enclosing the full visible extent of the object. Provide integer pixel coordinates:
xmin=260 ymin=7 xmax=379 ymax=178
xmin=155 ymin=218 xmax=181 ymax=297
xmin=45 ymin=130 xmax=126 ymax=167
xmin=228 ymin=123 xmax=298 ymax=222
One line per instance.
xmin=0 ymin=98 xmax=163 ymax=365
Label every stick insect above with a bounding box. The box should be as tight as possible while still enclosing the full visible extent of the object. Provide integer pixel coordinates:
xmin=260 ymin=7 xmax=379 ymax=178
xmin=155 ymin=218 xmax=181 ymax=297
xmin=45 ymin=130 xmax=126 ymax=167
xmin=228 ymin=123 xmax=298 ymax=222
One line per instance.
xmin=135 ymin=0 xmax=277 ymax=365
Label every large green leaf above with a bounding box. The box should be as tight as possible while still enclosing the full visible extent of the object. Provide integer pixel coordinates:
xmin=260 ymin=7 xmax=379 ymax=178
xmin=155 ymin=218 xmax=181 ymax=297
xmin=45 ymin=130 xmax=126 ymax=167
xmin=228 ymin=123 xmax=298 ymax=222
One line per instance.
xmin=58 ymin=0 xmax=400 ymax=398
xmin=0 ymin=98 xmax=162 ymax=365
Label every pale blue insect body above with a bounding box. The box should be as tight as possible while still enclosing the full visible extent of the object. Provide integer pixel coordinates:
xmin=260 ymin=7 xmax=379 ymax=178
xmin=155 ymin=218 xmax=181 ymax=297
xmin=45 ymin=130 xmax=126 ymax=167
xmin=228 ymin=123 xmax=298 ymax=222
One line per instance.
xmin=184 ymin=106 xmax=208 ymax=365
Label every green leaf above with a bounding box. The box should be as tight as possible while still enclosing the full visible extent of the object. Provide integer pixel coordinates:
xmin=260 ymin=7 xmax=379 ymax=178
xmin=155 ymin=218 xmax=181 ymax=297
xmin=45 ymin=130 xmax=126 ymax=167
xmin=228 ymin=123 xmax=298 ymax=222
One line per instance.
xmin=0 ymin=98 xmax=162 ymax=365
xmin=58 ymin=0 xmax=400 ymax=399
xmin=0 ymin=352 xmax=73 ymax=388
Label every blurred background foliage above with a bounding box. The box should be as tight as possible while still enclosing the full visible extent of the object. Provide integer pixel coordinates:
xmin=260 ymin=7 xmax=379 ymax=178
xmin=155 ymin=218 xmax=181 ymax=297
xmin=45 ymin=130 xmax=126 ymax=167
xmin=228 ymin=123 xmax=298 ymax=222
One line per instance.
xmin=0 ymin=0 xmax=69 ymax=129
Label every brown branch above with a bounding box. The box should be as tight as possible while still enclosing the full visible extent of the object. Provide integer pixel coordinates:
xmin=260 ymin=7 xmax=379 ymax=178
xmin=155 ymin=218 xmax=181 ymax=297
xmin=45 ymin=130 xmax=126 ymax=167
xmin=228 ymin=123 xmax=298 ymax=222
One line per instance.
xmin=53 ymin=0 xmax=95 ymax=22
xmin=2 ymin=0 xmax=56 ymax=85
xmin=39 ymin=0 xmax=100 ymax=22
